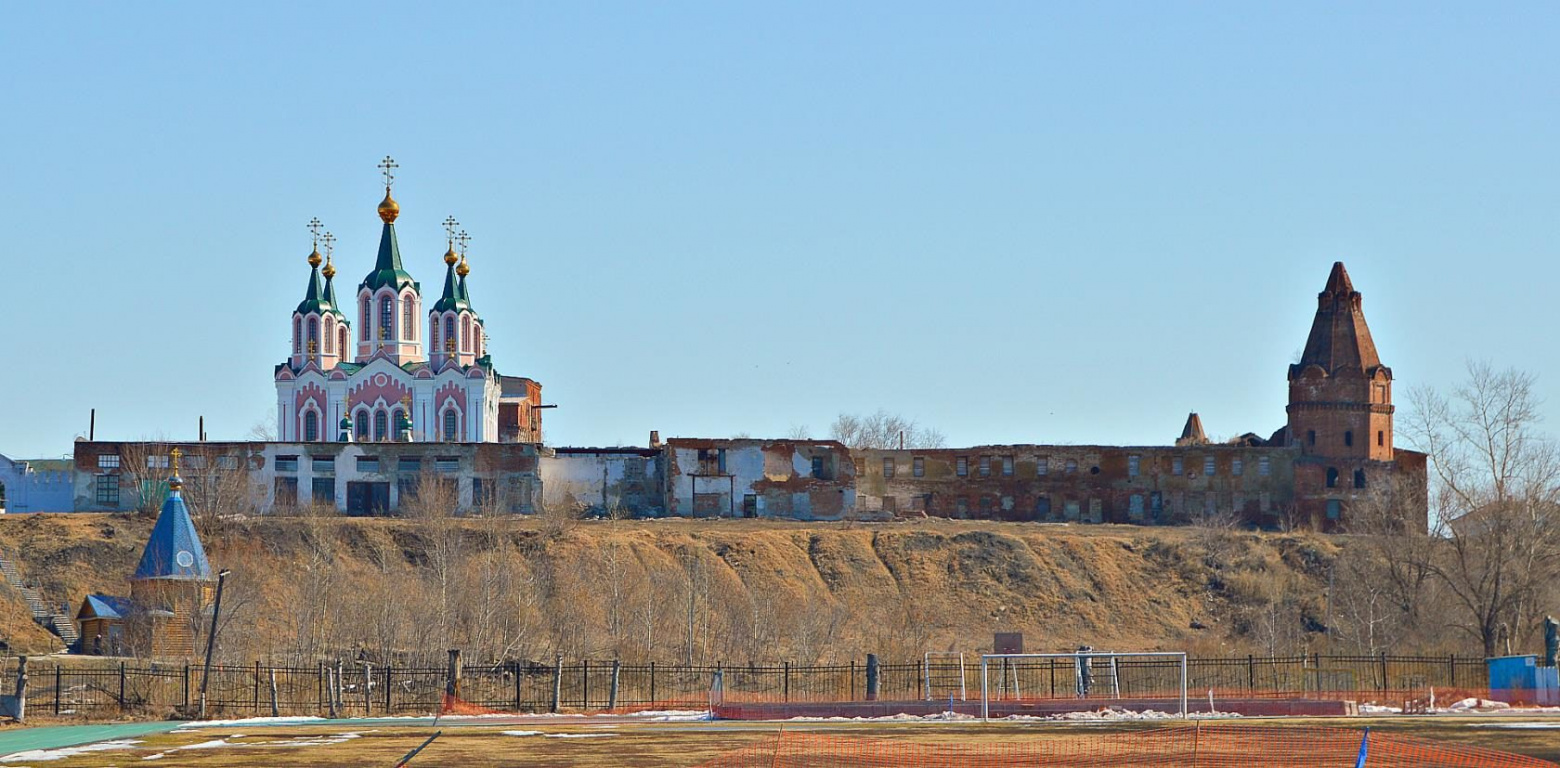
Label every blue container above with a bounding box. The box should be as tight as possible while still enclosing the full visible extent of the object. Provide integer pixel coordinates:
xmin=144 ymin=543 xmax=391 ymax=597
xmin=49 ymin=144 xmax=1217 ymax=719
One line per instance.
xmin=1487 ymin=655 xmax=1538 ymax=704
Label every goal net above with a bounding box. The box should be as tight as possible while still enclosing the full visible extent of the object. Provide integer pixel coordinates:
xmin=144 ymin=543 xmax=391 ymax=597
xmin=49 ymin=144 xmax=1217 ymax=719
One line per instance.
xmin=979 ymin=651 xmax=1188 ymax=720
xmin=923 ymin=652 xmax=966 ymax=701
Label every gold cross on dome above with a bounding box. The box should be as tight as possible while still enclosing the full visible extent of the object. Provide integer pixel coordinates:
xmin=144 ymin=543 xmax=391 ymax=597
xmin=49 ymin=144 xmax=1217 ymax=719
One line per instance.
xmin=170 ymin=447 xmax=182 ymax=473
xmin=456 ymin=230 xmax=471 ymax=256
xmin=443 ymin=216 xmax=459 ymax=243
xmin=378 ymin=156 xmax=399 ymax=189
xmin=308 ymin=217 xmax=323 ymax=245
xmin=322 ymin=231 xmax=335 ymax=259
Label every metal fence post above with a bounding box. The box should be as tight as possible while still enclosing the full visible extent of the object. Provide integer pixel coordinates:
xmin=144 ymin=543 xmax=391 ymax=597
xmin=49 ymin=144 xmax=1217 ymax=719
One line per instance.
xmin=54 ymin=664 xmax=61 ymax=716
xmin=385 ymin=663 xmax=394 ymax=713
xmin=1449 ymin=654 xmax=1457 ymax=687
xmin=183 ymin=664 xmax=191 ymax=711
xmin=783 ymin=661 xmax=790 ymax=703
xmin=850 ymin=660 xmax=857 ymax=701
xmin=1379 ymin=652 xmax=1388 ymax=692
xmin=118 ymin=662 xmax=126 ymax=712
xmin=254 ymin=661 xmax=261 ymax=713
xmin=649 ymin=661 xmax=656 ymax=705
xmin=550 ymin=655 xmax=563 ymax=714
xmin=583 ymin=659 xmax=590 ymax=710
xmin=1248 ymin=655 xmax=1255 ymax=691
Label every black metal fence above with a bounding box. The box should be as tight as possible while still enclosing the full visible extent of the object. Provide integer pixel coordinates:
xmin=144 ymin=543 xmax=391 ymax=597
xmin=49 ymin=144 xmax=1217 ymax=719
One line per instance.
xmin=0 ymin=653 xmax=1493 ymax=719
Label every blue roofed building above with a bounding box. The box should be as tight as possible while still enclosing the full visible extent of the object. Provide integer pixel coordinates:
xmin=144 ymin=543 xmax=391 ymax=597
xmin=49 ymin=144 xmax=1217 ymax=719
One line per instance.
xmin=75 ymin=449 xmax=217 ymax=657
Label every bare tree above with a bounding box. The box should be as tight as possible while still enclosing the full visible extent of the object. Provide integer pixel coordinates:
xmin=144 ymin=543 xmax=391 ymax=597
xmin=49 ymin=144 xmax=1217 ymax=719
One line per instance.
xmin=829 ymin=410 xmax=947 ymax=450
xmin=1401 ymin=362 xmax=1560 ymax=655
xmin=786 ymin=424 xmax=813 ymax=440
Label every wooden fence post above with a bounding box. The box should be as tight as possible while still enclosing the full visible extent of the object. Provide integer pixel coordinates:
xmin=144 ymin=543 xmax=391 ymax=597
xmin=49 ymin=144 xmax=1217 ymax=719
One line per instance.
xmin=13 ymin=656 xmax=27 ymax=723
xmin=268 ymin=668 xmax=279 ymax=717
xmin=608 ymin=660 xmax=621 ymax=711
xmin=326 ymin=666 xmax=338 ymax=719
xmin=550 ymin=655 xmax=563 ymax=714
xmin=446 ymin=650 xmax=462 ymax=701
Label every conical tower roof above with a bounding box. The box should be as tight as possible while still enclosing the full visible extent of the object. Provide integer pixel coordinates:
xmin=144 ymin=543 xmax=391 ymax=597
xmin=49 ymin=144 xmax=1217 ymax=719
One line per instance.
xmin=432 ymin=252 xmax=467 ymax=313
xmin=295 ymin=250 xmax=329 ymax=315
xmin=1292 ymin=262 xmax=1384 ymax=377
xmin=1176 ymin=412 xmax=1208 ymax=446
xmin=133 ymin=455 xmax=214 ymax=582
xmin=361 ymin=220 xmax=418 ymax=293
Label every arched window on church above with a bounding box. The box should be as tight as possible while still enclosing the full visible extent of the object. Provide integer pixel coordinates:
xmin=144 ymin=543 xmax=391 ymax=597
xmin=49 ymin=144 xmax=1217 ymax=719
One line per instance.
xmin=391 ymin=408 xmax=406 ymax=439
xmin=354 ymin=409 xmax=370 ymax=441
xmin=444 ymin=409 xmax=458 ymax=442
xmin=431 ymin=322 xmax=440 ymax=355
xmin=293 ymin=317 xmax=301 ymax=353
xmin=324 ymin=317 xmax=334 ymax=353
xmin=380 ymin=297 xmax=394 ymax=340
xmin=462 ymin=316 xmax=472 ymax=352
xmin=403 ymin=300 xmax=415 ymax=341
xmin=361 ymin=299 xmax=371 ymax=341
xmin=374 ymin=410 xmax=389 ymax=442
xmin=474 ymin=326 xmax=481 ymax=357
xmin=445 ymin=316 xmax=456 ymax=351
xmin=304 ymin=410 xmax=319 ymax=442
xmin=307 ymin=318 xmax=319 ymax=351
xmin=339 ymin=327 xmax=349 ymax=358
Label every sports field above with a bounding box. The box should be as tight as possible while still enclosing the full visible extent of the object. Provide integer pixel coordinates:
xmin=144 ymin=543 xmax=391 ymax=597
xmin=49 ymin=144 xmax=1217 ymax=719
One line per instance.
xmin=2 ymin=715 xmax=1560 ymax=767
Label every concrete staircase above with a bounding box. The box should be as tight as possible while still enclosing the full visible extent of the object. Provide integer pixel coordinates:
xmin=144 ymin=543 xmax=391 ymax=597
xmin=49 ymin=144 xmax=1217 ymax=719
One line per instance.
xmin=0 ymin=552 xmax=78 ymax=651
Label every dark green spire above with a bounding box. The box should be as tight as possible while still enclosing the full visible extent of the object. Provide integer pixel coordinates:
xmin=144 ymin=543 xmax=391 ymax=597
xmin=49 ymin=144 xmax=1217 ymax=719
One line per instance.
xmin=432 ymin=260 xmax=465 ymax=313
xmin=360 ymin=222 xmax=418 ymax=293
xmin=295 ymin=262 xmax=329 ymax=315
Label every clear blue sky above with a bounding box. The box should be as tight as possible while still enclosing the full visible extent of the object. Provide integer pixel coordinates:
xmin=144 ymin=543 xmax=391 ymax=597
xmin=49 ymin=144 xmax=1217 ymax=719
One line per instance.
xmin=2 ymin=2 xmax=1557 ymax=458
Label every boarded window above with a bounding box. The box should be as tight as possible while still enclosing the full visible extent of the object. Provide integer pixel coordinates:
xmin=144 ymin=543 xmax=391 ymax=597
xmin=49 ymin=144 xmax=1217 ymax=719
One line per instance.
xmin=1034 ymin=496 xmax=1051 ymax=519
xmin=1203 ymin=455 xmax=1216 ymax=476
xmin=274 ymin=477 xmax=299 ymax=507
xmin=357 ymin=456 xmax=380 ymax=473
xmin=913 ymin=457 xmax=925 ymax=477
xmin=979 ymin=456 xmax=991 ymax=477
xmin=882 ymin=496 xmax=897 ymax=514
xmin=275 ymin=455 xmax=299 ymax=473
xmin=1129 ymin=494 xmax=1145 ymax=519
xmin=1002 ymin=455 xmax=1014 ymax=476
xmin=1065 ymin=459 xmax=1078 ymax=474
xmin=1128 ymin=455 xmax=1140 ymax=477
xmin=1259 ymin=456 xmax=1271 ymax=476
xmin=1036 ymin=457 xmax=1048 ymax=476
xmin=883 ymin=457 xmax=896 ymax=479
xmin=956 ymin=457 xmax=968 ymax=477
xmin=1232 ymin=457 xmax=1243 ymax=476
xmin=312 ymin=456 xmax=334 ymax=473
xmin=1327 ymin=499 xmax=1342 ymax=520
xmin=1172 ymin=457 xmax=1183 ymax=475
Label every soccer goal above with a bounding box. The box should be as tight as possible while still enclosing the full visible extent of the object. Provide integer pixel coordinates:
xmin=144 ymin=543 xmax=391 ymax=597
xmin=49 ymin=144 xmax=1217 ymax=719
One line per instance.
xmin=979 ymin=651 xmax=1188 ymax=720
xmin=923 ymin=652 xmax=967 ymax=701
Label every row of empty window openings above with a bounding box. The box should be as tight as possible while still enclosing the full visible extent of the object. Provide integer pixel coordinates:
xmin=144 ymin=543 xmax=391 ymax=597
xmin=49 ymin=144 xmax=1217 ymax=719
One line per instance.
xmin=867 ymin=454 xmax=1274 ymax=479
xmin=97 ymin=454 xmax=240 ymax=470
xmin=1305 ymin=429 xmax=1386 ymax=448
xmin=274 ymin=455 xmax=461 ymax=473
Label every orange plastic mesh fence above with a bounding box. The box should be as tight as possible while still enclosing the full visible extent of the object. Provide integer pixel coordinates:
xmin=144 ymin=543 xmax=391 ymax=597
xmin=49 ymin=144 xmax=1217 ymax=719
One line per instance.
xmin=695 ymin=726 xmax=1558 ymax=768
xmin=439 ymin=693 xmax=506 ymax=716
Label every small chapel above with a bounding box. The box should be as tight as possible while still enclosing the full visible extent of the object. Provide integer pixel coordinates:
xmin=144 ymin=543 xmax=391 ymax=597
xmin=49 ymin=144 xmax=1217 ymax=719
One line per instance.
xmin=76 ymin=449 xmax=216 ymax=657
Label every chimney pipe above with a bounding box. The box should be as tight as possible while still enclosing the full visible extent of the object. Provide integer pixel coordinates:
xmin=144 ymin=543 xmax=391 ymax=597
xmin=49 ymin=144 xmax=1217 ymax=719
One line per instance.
xmin=89 ymin=409 xmax=96 ymax=441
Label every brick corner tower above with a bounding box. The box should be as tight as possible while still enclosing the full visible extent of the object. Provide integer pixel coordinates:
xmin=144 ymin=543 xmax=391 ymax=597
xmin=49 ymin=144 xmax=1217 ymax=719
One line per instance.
xmin=1287 ymin=261 xmax=1394 ymax=462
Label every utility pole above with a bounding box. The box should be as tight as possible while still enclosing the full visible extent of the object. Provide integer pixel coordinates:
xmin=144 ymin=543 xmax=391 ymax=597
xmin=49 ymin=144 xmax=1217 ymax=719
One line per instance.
xmin=198 ymin=569 xmax=232 ymax=718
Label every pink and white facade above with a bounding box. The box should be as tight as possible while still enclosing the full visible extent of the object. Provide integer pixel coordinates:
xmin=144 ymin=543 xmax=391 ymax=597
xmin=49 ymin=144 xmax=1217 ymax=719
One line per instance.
xmin=274 ymin=184 xmax=540 ymax=444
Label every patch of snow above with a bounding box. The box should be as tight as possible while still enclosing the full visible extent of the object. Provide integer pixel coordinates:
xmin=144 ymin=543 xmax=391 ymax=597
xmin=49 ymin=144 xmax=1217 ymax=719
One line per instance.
xmin=1359 ymin=704 xmax=1402 ymax=715
xmin=0 ymin=739 xmax=143 ymax=762
xmin=183 ymin=715 xmax=327 ymax=727
xmin=1446 ymin=698 xmax=1513 ymax=711
xmin=545 ymin=733 xmax=618 ymax=738
xmin=1472 ymin=722 xmax=1560 ymax=729
xmin=501 ymin=730 xmax=543 ymax=737
xmin=142 ymin=753 xmax=166 ymax=760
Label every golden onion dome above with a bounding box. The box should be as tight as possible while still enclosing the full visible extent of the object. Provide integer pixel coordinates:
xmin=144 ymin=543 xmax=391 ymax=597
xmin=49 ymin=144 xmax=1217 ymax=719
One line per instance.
xmin=322 ymin=254 xmax=336 ymax=279
xmin=378 ymin=189 xmax=400 ymax=223
xmin=308 ymin=248 xmax=322 ymax=268
xmin=444 ymin=245 xmax=459 ymax=266
xmin=456 ymin=254 xmax=470 ymax=277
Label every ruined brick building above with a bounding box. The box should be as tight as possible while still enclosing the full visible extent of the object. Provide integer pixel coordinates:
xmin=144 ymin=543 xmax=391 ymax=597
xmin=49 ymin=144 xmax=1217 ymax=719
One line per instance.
xmin=853 ymin=262 xmax=1427 ymax=531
